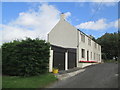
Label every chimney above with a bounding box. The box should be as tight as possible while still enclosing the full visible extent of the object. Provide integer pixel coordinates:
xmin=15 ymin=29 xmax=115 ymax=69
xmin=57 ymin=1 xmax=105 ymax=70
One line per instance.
xmin=60 ymin=13 xmax=65 ymax=20
xmin=89 ymin=35 xmax=94 ymax=39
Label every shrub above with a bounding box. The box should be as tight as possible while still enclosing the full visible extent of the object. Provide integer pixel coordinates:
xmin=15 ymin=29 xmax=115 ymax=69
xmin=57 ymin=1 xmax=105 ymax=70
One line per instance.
xmin=2 ymin=38 xmax=50 ymax=76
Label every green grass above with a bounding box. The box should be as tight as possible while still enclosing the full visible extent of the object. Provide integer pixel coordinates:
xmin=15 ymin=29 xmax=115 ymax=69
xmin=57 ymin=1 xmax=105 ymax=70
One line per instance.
xmin=103 ymin=59 xmax=118 ymax=63
xmin=2 ymin=73 xmax=58 ymax=88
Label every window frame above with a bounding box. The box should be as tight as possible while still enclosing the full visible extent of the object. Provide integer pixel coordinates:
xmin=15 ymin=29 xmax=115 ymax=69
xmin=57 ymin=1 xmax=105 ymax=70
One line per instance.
xmin=91 ymin=52 xmax=92 ymax=59
xmin=81 ymin=49 xmax=85 ymax=58
xmin=88 ymin=38 xmax=91 ymax=46
xmin=81 ymin=33 xmax=85 ymax=43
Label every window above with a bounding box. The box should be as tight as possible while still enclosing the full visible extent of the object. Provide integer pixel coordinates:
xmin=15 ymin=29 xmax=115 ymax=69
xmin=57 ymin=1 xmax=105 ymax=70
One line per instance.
xmin=98 ymin=45 xmax=100 ymax=51
xmin=98 ymin=45 xmax=99 ymax=50
xmin=94 ymin=42 xmax=97 ymax=48
xmin=97 ymin=54 xmax=98 ymax=60
xmin=99 ymin=54 xmax=100 ymax=61
xmin=94 ymin=53 xmax=95 ymax=60
xmin=81 ymin=49 xmax=85 ymax=58
xmin=91 ymin=52 xmax=92 ymax=59
xmin=88 ymin=38 xmax=91 ymax=46
xmin=81 ymin=33 xmax=85 ymax=42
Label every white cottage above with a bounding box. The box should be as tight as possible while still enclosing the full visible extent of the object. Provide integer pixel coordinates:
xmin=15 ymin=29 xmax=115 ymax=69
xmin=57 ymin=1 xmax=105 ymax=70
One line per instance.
xmin=48 ymin=13 xmax=101 ymax=72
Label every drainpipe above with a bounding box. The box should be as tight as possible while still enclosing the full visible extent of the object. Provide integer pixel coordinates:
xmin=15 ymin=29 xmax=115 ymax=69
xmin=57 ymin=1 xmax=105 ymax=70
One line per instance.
xmin=77 ymin=29 xmax=79 ymax=67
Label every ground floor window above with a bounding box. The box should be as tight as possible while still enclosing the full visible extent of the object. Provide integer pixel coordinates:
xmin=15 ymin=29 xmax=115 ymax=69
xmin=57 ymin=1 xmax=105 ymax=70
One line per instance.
xmin=91 ymin=52 xmax=92 ymax=59
xmin=94 ymin=53 xmax=95 ymax=60
xmin=99 ymin=54 xmax=100 ymax=61
xmin=97 ymin=54 xmax=99 ymax=60
xmin=81 ymin=49 xmax=85 ymax=58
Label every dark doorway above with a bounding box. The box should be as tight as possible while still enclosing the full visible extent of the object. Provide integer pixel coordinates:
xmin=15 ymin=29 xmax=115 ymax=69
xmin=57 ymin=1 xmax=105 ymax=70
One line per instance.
xmin=51 ymin=45 xmax=77 ymax=70
xmin=53 ymin=51 xmax=65 ymax=70
xmin=87 ymin=50 xmax=89 ymax=61
xmin=51 ymin=45 xmax=66 ymax=70
xmin=68 ymin=48 xmax=76 ymax=69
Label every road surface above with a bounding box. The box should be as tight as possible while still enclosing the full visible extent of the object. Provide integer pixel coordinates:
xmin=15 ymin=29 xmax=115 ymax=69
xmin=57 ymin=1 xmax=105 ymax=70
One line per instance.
xmin=49 ymin=63 xmax=118 ymax=88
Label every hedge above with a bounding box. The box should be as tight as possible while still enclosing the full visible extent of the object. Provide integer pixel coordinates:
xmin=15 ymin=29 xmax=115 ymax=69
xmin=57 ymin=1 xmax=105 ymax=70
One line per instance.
xmin=2 ymin=38 xmax=50 ymax=76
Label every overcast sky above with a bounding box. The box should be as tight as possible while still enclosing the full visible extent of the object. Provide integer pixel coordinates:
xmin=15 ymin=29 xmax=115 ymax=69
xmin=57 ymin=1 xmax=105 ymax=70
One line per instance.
xmin=0 ymin=1 xmax=119 ymax=45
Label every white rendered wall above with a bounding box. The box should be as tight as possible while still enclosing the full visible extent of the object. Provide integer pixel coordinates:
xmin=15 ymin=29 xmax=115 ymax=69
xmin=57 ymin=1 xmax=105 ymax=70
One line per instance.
xmin=48 ymin=14 xmax=102 ymax=70
xmin=78 ymin=31 xmax=101 ymax=63
xmin=65 ymin=51 xmax=68 ymax=70
xmin=48 ymin=19 xmax=78 ymax=49
xmin=49 ymin=47 xmax=53 ymax=72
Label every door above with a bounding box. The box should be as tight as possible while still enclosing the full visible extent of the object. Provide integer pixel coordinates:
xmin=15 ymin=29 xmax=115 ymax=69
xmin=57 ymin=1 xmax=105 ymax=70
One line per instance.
xmin=51 ymin=45 xmax=66 ymax=70
xmin=53 ymin=51 xmax=65 ymax=70
xmin=87 ymin=51 xmax=89 ymax=61
xmin=68 ymin=48 xmax=76 ymax=69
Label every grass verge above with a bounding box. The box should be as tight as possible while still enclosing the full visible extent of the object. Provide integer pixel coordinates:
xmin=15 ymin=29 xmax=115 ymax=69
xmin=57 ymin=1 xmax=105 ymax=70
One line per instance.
xmin=2 ymin=73 xmax=57 ymax=88
xmin=103 ymin=59 xmax=118 ymax=63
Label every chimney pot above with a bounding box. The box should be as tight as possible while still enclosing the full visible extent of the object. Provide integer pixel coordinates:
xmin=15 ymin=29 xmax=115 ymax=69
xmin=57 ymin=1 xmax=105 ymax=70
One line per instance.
xmin=60 ymin=13 xmax=65 ymax=20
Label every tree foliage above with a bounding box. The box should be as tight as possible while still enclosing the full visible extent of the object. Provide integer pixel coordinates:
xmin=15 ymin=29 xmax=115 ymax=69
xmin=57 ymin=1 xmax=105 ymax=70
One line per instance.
xmin=96 ymin=32 xmax=119 ymax=60
xmin=2 ymin=38 xmax=50 ymax=76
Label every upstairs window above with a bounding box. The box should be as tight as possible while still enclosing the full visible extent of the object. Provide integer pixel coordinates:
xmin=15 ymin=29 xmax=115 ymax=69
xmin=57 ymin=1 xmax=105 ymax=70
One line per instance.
xmin=98 ymin=45 xmax=100 ymax=51
xmin=81 ymin=33 xmax=85 ymax=42
xmin=88 ymin=38 xmax=91 ymax=46
xmin=94 ymin=42 xmax=97 ymax=48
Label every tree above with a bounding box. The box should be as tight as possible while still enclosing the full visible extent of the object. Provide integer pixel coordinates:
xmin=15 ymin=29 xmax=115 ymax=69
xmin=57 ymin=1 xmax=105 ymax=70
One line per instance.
xmin=96 ymin=32 xmax=119 ymax=60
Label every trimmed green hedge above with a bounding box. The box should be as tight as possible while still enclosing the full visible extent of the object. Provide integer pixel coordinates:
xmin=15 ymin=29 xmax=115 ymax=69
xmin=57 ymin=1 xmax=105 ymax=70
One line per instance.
xmin=2 ymin=38 xmax=50 ymax=76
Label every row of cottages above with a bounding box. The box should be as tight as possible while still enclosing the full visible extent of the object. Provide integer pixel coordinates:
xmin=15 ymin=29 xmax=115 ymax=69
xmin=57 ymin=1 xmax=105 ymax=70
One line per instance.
xmin=48 ymin=13 xmax=101 ymax=72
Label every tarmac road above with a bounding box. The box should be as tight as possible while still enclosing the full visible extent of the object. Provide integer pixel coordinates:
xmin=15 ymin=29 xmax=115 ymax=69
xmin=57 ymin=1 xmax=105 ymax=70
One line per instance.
xmin=49 ymin=63 xmax=118 ymax=88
